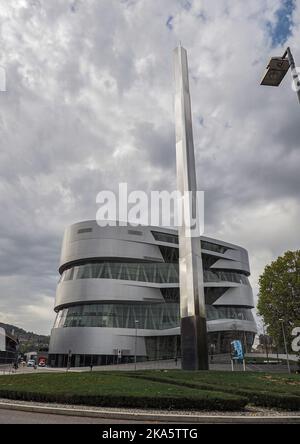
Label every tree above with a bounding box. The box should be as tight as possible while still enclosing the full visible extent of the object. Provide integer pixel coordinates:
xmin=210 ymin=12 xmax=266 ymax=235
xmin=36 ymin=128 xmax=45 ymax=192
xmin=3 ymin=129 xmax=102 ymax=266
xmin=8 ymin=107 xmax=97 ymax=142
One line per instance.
xmin=257 ymin=250 xmax=300 ymax=351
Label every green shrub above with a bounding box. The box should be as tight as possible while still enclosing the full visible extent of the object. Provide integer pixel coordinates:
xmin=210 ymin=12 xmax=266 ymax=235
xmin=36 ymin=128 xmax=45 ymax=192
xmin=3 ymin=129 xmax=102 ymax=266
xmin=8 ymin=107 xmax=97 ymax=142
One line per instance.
xmin=236 ymin=390 xmax=300 ymax=411
xmin=0 ymin=388 xmax=247 ymax=411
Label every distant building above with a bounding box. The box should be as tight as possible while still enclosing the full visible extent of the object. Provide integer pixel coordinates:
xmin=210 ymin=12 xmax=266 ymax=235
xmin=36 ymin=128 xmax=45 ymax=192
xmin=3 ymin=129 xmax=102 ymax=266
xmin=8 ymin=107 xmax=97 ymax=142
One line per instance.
xmin=0 ymin=327 xmax=18 ymax=365
xmin=24 ymin=351 xmax=37 ymax=362
xmin=49 ymin=222 xmax=257 ymax=367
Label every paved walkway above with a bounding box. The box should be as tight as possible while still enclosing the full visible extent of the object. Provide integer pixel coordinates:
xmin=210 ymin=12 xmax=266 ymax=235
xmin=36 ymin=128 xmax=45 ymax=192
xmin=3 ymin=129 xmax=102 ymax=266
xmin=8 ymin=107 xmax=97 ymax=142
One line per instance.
xmin=0 ymin=400 xmax=299 ymax=424
xmin=0 ymin=407 xmax=146 ymax=424
xmin=1 ymin=354 xmax=298 ymax=375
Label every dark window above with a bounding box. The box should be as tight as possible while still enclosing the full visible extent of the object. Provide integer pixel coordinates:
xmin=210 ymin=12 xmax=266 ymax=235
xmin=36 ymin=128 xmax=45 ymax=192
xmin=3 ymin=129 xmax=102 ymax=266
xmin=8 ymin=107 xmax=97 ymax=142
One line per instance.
xmin=202 ymin=254 xmax=220 ymax=269
xmin=151 ymin=231 xmax=179 ymax=244
xmin=77 ymin=228 xmax=93 ymax=234
xmin=160 ymin=288 xmax=180 ymax=303
xmin=128 ymin=230 xmax=143 ymax=236
xmin=201 ymin=241 xmax=228 ymax=254
xmin=158 ymin=245 xmax=179 ymax=263
xmin=204 ymin=287 xmax=228 ymax=304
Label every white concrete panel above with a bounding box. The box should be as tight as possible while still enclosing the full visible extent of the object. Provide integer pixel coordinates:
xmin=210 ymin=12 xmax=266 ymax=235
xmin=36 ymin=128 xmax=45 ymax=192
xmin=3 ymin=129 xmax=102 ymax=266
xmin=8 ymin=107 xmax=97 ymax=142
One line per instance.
xmin=55 ymin=279 xmax=164 ymax=309
xmin=212 ymin=286 xmax=255 ymax=308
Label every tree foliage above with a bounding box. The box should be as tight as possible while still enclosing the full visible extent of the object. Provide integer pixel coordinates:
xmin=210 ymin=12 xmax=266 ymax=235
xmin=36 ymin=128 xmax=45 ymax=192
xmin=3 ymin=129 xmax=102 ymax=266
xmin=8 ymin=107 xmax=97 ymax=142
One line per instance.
xmin=257 ymin=250 xmax=300 ymax=350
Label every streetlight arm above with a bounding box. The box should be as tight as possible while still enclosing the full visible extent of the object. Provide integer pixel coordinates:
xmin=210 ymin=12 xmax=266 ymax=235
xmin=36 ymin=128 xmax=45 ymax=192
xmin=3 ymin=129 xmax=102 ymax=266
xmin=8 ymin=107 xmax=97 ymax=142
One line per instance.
xmin=261 ymin=47 xmax=300 ymax=104
xmin=286 ymin=47 xmax=300 ymax=104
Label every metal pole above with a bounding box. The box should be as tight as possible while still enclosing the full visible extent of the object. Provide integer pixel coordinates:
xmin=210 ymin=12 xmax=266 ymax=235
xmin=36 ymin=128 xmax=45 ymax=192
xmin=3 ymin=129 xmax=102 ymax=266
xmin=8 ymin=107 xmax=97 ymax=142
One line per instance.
xmin=174 ymin=44 xmax=208 ymax=371
xmin=134 ymin=321 xmax=138 ymax=371
xmin=243 ymin=331 xmax=247 ymax=354
xmin=286 ymin=47 xmax=300 ymax=104
xmin=262 ymin=322 xmax=269 ymax=362
xmin=280 ymin=321 xmax=291 ymax=374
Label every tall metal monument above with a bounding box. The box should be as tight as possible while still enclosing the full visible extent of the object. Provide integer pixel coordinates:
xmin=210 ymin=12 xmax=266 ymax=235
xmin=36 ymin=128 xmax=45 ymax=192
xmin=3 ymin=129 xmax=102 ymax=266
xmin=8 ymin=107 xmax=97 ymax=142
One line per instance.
xmin=174 ymin=45 xmax=209 ymax=370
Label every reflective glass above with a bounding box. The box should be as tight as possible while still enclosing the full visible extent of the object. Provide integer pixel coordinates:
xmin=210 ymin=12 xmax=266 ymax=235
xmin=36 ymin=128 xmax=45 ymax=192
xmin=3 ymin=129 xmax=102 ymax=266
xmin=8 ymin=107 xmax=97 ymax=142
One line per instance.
xmin=60 ymin=262 xmax=249 ymax=285
xmin=54 ymin=303 xmax=254 ymax=329
xmin=201 ymin=241 xmax=228 ymax=254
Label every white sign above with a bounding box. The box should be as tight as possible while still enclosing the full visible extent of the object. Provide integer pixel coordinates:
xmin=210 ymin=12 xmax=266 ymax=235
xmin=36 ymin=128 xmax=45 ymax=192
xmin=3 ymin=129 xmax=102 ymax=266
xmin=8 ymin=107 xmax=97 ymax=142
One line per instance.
xmin=0 ymin=327 xmax=5 ymax=352
xmin=291 ymin=327 xmax=300 ymax=352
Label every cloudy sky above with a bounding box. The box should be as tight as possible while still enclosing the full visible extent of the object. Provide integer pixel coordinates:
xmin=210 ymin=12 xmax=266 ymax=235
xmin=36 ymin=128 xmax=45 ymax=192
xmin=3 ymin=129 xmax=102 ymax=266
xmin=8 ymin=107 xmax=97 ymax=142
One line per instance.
xmin=0 ymin=0 xmax=299 ymax=334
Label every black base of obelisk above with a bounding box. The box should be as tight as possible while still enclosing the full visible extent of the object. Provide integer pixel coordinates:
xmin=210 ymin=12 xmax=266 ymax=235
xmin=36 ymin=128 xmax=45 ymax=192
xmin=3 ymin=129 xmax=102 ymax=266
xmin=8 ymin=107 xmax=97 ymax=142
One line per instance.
xmin=181 ymin=315 xmax=209 ymax=370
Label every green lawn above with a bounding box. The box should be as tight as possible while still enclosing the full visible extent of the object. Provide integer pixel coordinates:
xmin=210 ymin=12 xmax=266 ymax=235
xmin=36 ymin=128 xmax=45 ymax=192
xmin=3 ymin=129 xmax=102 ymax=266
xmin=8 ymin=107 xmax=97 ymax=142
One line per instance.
xmin=128 ymin=370 xmax=300 ymax=410
xmin=0 ymin=370 xmax=299 ymax=411
xmin=0 ymin=371 xmax=246 ymax=411
xmin=131 ymin=370 xmax=300 ymax=396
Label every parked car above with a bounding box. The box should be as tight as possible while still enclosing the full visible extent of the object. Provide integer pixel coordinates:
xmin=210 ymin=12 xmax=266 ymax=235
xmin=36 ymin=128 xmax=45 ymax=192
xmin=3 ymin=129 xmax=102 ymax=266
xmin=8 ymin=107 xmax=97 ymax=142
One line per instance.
xmin=38 ymin=360 xmax=46 ymax=367
xmin=27 ymin=359 xmax=36 ymax=367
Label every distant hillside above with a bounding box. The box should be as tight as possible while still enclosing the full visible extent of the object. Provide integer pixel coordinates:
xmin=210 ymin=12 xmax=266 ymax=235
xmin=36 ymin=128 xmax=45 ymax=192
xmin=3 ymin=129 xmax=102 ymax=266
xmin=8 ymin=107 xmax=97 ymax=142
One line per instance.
xmin=0 ymin=322 xmax=50 ymax=354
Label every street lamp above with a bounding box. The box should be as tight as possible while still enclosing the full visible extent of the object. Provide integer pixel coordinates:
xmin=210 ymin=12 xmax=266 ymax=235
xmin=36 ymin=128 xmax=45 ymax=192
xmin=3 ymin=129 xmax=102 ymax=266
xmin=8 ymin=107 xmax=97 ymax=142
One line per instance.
xmin=134 ymin=320 xmax=139 ymax=371
xmin=260 ymin=47 xmax=300 ymax=104
xmin=279 ymin=319 xmax=291 ymax=374
xmin=261 ymin=320 xmax=269 ymax=363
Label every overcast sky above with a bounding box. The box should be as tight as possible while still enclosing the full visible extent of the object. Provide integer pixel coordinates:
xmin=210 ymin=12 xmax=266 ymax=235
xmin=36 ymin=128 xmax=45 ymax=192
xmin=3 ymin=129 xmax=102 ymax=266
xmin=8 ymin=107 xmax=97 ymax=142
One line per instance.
xmin=0 ymin=0 xmax=299 ymax=334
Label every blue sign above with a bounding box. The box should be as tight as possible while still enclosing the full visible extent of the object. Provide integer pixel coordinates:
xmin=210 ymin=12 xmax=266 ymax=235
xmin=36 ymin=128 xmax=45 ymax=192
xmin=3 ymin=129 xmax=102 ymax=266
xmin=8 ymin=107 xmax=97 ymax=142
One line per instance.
xmin=231 ymin=340 xmax=244 ymax=361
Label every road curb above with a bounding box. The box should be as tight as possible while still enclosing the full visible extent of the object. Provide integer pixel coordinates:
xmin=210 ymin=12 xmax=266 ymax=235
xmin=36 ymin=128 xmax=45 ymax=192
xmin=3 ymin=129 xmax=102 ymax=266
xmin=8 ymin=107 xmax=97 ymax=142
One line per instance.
xmin=0 ymin=401 xmax=300 ymax=423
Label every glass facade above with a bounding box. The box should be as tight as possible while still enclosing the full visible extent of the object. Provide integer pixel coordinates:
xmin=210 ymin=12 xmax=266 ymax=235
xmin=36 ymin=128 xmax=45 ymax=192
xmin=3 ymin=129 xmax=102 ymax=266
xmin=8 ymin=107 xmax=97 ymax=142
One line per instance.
xmin=204 ymin=287 xmax=228 ymax=305
xmin=54 ymin=302 xmax=179 ymax=330
xmin=146 ymin=332 xmax=255 ymax=359
xmin=145 ymin=336 xmax=180 ymax=360
xmin=151 ymin=231 xmax=229 ymax=255
xmin=59 ymin=262 xmax=249 ymax=286
xmin=151 ymin=231 xmax=179 ymax=244
xmin=208 ymin=331 xmax=255 ymax=355
xmin=204 ymin=270 xmax=249 ymax=285
xmin=0 ymin=334 xmax=18 ymax=365
xmin=206 ymin=305 xmax=254 ymax=322
xmin=54 ymin=303 xmax=254 ymax=330
xmin=158 ymin=245 xmax=179 ymax=262
xmin=201 ymin=240 xmax=229 ymax=254
xmin=48 ymin=331 xmax=256 ymax=367
xmin=60 ymin=262 xmax=179 ymax=284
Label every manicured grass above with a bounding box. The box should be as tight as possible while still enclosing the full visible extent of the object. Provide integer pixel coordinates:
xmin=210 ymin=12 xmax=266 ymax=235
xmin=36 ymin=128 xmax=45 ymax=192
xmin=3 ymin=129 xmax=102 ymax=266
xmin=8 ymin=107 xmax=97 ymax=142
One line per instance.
xmin=0 ymin=370 xmax=299 ymax=411
xmin=129 ymin=370 xmax=300 ymax=410
xmin=0 ymin=372 xmax=246 ymax=411
xmin=132 ymin=370 xmax=300 ymax=395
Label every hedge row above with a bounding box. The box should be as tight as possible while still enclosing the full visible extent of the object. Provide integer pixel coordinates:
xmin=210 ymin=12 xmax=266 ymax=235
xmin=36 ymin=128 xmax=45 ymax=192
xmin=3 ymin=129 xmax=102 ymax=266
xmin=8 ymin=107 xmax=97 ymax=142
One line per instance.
xmin=131 ymin=375 xmax=300 ymax=411
xmin=233 ymin=389 xmax=300 ymax=411
xmin=0 ymin=389 xmax=247 ymax=411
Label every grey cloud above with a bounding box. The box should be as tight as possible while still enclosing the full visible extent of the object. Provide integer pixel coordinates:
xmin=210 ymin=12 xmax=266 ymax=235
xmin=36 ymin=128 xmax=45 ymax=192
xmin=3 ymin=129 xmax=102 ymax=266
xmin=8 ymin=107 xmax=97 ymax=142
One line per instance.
xmin=0 ymin=0 xmax=299 ymax=333
xmin=131 ymin=121 xmax=175 ymax=170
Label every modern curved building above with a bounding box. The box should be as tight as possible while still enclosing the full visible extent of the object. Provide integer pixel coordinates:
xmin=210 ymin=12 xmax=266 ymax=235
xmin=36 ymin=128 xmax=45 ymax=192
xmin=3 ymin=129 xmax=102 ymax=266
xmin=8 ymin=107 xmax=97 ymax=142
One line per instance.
xmin=49 ymin=221 xmax=257 ymax=367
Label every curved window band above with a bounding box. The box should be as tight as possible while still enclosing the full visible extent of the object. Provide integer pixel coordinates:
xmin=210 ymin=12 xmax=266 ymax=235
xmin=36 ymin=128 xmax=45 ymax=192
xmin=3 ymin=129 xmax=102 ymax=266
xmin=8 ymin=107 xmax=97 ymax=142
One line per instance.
xmin=59 ymin=262 xmax=249 ymax=286
xmin=54 ymin=303 xmax=254 ymax=330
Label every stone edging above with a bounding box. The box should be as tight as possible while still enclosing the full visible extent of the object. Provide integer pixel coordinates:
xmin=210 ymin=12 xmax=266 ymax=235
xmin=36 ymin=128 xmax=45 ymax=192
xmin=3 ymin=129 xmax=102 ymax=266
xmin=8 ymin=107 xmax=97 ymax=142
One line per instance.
xmin=1 ymin=402 xmax=300 ymax=423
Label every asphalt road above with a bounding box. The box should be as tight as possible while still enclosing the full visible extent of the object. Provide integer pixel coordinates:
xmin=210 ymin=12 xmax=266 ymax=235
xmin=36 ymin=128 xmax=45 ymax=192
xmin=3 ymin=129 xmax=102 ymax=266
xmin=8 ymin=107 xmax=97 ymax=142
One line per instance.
xmin=0 ymin=408 xmax=144 ymax=424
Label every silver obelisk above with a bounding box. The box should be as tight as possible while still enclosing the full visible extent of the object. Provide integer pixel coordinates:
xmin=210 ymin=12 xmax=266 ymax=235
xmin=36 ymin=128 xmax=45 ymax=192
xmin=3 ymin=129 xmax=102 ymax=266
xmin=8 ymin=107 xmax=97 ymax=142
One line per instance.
xmin=174 ymin=45 xmax=208 ymax=370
